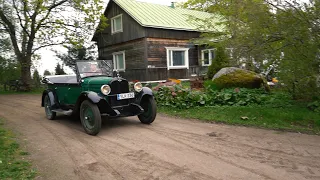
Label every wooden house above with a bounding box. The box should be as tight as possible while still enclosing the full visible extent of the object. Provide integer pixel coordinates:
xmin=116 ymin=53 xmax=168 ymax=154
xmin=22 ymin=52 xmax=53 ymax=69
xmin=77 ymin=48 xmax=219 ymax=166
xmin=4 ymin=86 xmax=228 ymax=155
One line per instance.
xmin=92 ymin=0 xmax=220 ymax=81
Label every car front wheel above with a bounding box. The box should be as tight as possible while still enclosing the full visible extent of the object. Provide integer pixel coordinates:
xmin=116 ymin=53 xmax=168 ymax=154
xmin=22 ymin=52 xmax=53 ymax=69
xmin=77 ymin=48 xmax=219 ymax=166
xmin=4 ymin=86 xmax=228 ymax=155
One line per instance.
xmin=138 ymin=96 xmax=157 ymax=124
xmin=80 ymin=100 xmax=101 ymax=136
xmin=44 ymin=95 xmax=56 ymax=120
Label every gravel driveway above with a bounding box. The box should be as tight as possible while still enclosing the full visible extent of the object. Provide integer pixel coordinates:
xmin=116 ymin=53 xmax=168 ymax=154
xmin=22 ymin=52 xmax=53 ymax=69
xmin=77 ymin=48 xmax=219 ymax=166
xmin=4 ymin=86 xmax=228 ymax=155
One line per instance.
xmin=0 ymin=94 xmax=319 ymax=180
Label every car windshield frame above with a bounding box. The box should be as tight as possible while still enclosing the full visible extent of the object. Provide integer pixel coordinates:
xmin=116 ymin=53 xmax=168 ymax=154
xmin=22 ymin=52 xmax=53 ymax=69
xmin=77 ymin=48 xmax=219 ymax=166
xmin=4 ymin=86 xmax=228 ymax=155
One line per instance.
xmin=76 ymin=60 xmax=113 ymax=79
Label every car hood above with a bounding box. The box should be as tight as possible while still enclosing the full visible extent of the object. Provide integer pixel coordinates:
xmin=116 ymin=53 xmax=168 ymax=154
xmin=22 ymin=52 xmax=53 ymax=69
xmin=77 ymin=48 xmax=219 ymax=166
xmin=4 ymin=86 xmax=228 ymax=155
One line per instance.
xmin=82 ymin=76 xmax=113 ymax=85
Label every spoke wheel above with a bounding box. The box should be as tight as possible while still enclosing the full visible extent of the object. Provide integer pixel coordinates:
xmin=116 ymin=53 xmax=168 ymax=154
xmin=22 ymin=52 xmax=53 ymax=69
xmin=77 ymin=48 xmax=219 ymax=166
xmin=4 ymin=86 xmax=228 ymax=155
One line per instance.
xmin=138 ymin=96 xmax=157 ymax=124
xmin=44 ymin=95 xmax=56 ymax=120
xmin=80 ymin=100 xmax=101 ymax=135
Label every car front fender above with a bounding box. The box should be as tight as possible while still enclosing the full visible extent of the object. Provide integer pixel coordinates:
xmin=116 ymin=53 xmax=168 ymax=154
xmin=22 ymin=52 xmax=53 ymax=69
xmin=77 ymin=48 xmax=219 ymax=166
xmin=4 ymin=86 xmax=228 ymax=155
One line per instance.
xmin=75 ymin=91 xmax=119 ymax=116
xmin=135 ymin=87 xmax=154 ymax=104
xmin=41 ymin=89 xmax=59 ymax=108
xmin=80 ymin=91 xmax=104 ymax=104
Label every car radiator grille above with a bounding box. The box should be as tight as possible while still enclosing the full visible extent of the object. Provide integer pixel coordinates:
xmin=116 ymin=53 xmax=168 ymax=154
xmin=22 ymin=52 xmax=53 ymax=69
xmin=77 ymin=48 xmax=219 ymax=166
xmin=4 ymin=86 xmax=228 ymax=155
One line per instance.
xmin=108 ymin=80 xmax=131 ymax=107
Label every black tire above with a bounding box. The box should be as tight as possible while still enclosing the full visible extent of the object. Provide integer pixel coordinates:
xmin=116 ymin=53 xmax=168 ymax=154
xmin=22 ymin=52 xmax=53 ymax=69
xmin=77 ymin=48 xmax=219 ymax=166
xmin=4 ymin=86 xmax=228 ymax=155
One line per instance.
xmin=138 ymin=96 xmax=157 ymax=124
xmin=44 ymin=95 xmax=56 ymax=120
xmin=80 ymin=100 xmax=101 ymax=136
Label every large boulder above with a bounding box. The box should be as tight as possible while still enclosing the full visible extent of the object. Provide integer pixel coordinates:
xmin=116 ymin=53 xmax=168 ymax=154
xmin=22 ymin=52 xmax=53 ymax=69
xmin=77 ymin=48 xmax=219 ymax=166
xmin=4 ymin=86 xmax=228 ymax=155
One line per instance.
xmin=212 ymin=67 xmax=270 ymax=91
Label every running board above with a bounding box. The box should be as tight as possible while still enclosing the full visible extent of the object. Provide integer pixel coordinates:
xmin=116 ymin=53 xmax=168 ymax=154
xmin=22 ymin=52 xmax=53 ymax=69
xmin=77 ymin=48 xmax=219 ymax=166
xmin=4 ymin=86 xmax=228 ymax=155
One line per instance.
xmin=52 ymin=109 xmax=73 ymax=116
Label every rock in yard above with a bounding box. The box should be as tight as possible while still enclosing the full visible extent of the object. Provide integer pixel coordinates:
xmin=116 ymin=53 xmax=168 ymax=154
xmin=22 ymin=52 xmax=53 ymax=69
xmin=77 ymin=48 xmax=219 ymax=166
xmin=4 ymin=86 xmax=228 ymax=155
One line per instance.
xmin=212 ymin=67 xmax=270 ymax=91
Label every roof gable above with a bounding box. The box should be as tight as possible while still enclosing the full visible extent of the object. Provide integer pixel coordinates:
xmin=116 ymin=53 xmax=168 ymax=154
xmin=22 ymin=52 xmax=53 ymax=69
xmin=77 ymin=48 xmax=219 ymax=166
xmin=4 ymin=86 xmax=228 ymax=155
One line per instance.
xmin=112 ymin=0 xmax=221 ymax=32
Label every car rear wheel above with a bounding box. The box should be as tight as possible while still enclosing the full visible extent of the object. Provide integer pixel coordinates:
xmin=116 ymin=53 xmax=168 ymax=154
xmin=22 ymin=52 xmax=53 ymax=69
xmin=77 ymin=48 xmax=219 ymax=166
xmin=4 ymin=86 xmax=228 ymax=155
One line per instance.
xmin=80 ymin=100 xmax=101 ymax=136
xmin=138 ymin=96 xmax=157 ymax=124
xmin=44 ymin=95 xmax=56 ymax=120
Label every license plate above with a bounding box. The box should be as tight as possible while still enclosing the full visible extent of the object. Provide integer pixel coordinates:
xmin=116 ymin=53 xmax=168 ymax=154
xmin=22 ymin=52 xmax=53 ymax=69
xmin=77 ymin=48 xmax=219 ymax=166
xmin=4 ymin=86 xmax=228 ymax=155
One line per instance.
xmin=117 ymin=92 xmax=135 ymax=100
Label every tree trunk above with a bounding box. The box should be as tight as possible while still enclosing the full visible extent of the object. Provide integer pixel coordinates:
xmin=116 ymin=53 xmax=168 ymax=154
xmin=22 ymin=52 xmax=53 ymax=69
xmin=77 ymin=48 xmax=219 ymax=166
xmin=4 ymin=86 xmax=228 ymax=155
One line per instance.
xmin=19 ymin=56 xmax=32 ymax=91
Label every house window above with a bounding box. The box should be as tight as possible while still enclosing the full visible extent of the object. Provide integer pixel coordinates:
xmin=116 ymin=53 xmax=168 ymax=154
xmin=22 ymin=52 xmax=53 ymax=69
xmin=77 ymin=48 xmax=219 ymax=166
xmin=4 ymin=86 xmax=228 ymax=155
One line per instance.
xmin=111 ymin=14 xmax=123 ymax=34
xmin=113 ymin=51 xmax=125 ymax=71
xmin=201 ymin=49 xmax=215 ymax=66
xmin=165 ymin=47 xmax=189 ymax=70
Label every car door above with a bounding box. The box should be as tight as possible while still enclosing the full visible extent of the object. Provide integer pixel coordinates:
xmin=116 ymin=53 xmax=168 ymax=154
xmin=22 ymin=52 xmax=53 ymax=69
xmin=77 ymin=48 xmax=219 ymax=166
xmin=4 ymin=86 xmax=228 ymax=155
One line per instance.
xmin=54 ymin=85 xmax=69 ymax=105
xmin=65 ymin=83 xmax=82 ymax=104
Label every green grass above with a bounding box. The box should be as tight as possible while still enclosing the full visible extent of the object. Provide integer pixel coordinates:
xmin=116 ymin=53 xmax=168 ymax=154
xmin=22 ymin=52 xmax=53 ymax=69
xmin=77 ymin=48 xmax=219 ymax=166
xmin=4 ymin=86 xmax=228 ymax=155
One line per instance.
xmin=0 ymin=87 xmax=45 ymax=95
xmin=181 ymin=81 xmax=190 ymax=88
xmin=0 ymin=119 xmax=36 ymax=179
xmin=159 ymin=105 xmax=320 ymax=134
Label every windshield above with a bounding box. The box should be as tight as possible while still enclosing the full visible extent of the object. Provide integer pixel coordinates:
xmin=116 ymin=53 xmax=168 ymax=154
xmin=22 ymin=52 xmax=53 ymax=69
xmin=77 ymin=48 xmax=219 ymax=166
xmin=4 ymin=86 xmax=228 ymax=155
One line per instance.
xmin=76 ymin=60 xmax=113 ymax=78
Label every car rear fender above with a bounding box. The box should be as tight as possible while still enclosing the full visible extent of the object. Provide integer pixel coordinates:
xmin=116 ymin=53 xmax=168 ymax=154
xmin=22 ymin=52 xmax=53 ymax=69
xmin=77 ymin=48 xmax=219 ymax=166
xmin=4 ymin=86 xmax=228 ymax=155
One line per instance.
xmin=41 ymin=89 xmax=59 ymax=108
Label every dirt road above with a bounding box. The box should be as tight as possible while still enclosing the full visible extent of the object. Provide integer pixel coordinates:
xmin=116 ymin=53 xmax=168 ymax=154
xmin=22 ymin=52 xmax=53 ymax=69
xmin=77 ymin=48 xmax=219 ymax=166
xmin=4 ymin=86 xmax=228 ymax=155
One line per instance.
xmin=0 ymin=94 xmax=319 ymax=180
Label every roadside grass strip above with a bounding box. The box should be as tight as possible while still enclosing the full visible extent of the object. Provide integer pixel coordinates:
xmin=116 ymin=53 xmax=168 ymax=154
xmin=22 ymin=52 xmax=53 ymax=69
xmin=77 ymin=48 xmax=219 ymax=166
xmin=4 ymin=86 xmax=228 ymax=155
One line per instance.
xmin=0 ymin=119 xmax=36 ymax=179
xmin=159 ymin=106 xmax=320 ymax=134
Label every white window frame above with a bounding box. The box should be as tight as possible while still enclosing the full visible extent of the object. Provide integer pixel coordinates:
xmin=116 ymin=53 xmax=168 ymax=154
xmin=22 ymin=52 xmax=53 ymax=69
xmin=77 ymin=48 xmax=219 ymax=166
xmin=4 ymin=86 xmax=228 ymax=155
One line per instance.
xmin=165 ymin=47 xmax=189 ymax=70
xmin=112 ymin=51 xmax=125 ymax=72
xmin=201 ymin=49 xmax=215 ymax=66
xmin=111 ymin=14 xmax=123 ymax=34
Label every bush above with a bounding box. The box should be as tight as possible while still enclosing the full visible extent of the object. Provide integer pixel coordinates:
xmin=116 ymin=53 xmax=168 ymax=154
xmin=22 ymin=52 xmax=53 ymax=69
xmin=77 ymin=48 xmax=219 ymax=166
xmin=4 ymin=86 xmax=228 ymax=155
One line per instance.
xmin=308 ymin=101 xmax=320 ymax=112
xmin=204 ymin=80 xmax=219 ymax=91
xmin=207 ymin=46 xmax=229 ymax=79
xmin=154 ymin=85 xmax=283 ymax=109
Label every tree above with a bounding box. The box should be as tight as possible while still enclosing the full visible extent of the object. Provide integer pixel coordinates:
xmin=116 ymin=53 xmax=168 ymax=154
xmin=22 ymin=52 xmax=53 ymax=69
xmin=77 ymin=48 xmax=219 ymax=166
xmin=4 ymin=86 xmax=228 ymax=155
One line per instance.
xmin=0 ymin=33 xmax=20 ymax=86
xmin=43 ymin=70 xmax=51 ymax=76
xmin=184 ymin=0 xmax=320 ymax=99
xmin=207 ymin=46 xmax=229 ymax=79
xmin=0 ymin=35 xmax=11 ymax=54
xmin=55 ymin=43 xmax=97 ymax=72
xmin=55 ymin=63 xmax=66 ymax=75
xmin=32 ymin=69 xmax=40 ymax=88
xmin=0 ymin=0 xmax=107 ymax=91
xmin=0 ymin=57 xmax=21 ymax=85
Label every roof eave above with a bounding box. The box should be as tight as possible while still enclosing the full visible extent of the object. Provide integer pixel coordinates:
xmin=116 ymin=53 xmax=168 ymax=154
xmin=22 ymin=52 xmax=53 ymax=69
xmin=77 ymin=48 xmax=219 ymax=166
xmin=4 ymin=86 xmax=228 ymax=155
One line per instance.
xmin=142 ymin=25 xmax=204 ymax=32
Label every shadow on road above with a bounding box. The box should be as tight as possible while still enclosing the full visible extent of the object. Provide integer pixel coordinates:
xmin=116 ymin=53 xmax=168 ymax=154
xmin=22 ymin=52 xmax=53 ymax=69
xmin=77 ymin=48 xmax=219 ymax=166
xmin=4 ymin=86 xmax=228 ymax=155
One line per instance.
xmin=51 ymin=114 xmax=143 ymax=133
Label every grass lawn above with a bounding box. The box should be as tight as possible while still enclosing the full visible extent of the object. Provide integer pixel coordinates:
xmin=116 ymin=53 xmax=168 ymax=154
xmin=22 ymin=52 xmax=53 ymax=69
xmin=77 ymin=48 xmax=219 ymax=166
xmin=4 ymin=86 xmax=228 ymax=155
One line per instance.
xmin=159 ymin=105 xmax=320 ymax=134
xmin=0 ymin=87 xmax=45 ymax=95
xmin=0 ymin=118 xmax=36 ymax=179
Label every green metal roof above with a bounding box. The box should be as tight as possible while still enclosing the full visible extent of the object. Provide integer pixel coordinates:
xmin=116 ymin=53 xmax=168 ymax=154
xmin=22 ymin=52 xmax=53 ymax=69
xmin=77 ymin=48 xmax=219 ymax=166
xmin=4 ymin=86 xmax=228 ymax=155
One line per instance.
xmin=113 ymin=0 xmax=222 ymax=32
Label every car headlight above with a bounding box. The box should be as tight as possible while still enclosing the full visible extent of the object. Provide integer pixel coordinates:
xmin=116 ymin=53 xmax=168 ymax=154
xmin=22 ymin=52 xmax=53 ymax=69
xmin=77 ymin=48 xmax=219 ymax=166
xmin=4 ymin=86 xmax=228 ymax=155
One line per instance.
xmin=101 ymin=85 xmax=111 ymax=95
xmin=134 ymin=82 xmax=143 ymax=92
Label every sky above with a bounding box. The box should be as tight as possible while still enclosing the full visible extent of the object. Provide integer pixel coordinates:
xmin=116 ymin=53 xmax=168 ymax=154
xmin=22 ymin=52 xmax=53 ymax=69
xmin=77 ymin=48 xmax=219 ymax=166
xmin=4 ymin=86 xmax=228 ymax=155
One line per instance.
xmin=37 ymin=0 xmax=187 ymax=75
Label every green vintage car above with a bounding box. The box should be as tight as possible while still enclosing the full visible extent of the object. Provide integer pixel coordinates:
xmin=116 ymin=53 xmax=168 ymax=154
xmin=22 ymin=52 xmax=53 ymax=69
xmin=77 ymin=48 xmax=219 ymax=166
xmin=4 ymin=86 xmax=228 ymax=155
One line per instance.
xmin=41 ymin=61 xmax=157 ymax=135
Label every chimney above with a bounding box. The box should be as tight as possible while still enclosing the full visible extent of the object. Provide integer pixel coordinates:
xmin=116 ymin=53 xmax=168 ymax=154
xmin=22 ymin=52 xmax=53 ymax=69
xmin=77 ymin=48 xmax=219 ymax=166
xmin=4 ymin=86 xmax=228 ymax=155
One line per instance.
xmin=170 ymin=2 xmax=175 ymax=8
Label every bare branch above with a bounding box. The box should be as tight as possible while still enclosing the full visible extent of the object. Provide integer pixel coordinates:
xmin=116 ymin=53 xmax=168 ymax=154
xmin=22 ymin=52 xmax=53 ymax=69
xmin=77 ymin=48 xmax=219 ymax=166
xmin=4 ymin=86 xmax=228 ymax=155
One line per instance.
xmin=35 ymin=0 xmax=69 ymax=31
xmin=284 ymin=0 xmax=311 ymax=25
xmin=12 ymin=0 xmax=30 ymax=37
xmin=0 ymin=9 xmax=22 ymax=57
xmin=32 ymin=41 xmax=67 ymax=53
xmin=40 ymin=21 xmax=79 ymax=28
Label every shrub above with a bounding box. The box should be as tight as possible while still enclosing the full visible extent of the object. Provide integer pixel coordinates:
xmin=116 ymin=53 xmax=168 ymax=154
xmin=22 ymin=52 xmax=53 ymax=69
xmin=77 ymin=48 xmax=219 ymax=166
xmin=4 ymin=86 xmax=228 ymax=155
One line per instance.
xmin=204 ymin=80 xmax=219 ymax=91
xmin=207 ymin=46 xmax=229 ymax=79
xmin=154 ymin=85 xmax=281 ymax=109
xmin=308 ymin=101 xmax=320 ymax=112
